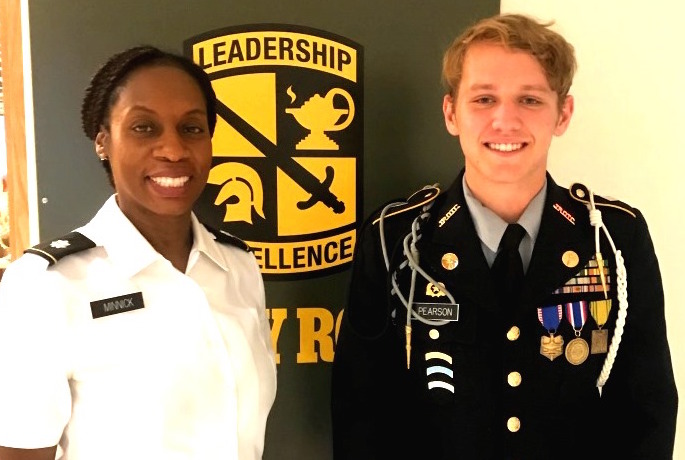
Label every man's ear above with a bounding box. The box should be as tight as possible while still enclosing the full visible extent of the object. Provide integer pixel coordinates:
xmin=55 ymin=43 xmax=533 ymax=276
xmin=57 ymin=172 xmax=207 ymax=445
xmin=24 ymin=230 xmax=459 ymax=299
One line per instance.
xmin=95 ymin=131 xmax=108 ymax=160
xmin=443 ymin=94 xmax=459 ymax=137
xmin=554 ymin=95 xmax=574 ymax=136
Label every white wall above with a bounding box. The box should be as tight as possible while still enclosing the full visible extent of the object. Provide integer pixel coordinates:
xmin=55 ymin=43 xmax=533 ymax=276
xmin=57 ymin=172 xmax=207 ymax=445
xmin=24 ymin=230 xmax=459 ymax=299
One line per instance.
xmin=501 ymin=0 xmax=684 ymax=455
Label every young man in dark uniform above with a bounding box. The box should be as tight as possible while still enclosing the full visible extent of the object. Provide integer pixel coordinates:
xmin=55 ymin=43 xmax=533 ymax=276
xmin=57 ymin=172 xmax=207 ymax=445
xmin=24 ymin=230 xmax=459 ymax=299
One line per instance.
xmin=331 ymin=13 xmax=677 ymax=460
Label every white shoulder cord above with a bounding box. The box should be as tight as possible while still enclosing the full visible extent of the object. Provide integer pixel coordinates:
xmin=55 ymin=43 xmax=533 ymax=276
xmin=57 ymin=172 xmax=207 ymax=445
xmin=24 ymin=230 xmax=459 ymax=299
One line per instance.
xmin=588 ymin=191 xmax=629 ymax=396
xmin=378 ymin=185 xmax=628 ymax=380
xmin=378 ymin=194 xmax=455 ymax=326
xmin=378 ymin=187 xmax=454 ymax=368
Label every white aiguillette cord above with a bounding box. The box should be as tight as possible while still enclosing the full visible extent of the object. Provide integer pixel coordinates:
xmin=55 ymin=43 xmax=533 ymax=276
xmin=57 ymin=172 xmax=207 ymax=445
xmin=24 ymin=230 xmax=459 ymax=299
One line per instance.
xmin=588 ymin=190 xmax=629 ymax=396
xmin=378 ymin=186 xmax=453 ymax=369
xmin=378 ymin=184 xmax=629 ymax=389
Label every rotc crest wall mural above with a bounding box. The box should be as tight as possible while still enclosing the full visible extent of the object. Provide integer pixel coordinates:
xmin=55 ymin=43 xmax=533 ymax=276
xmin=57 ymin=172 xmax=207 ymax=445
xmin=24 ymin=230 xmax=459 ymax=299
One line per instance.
xmin=185 ymin=25 xmax=363 ymax=280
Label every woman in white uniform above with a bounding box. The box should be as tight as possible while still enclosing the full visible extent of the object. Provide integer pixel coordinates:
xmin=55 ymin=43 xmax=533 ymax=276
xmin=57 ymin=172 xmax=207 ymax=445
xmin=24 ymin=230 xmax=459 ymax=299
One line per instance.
xmin=0 ymin=46 xmax=277 ymax=460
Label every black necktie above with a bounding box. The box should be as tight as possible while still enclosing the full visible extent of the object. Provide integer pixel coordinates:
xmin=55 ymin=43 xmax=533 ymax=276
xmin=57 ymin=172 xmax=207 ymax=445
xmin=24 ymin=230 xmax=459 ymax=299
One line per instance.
xmin=491 ymin=223 xmax=526 ymax=308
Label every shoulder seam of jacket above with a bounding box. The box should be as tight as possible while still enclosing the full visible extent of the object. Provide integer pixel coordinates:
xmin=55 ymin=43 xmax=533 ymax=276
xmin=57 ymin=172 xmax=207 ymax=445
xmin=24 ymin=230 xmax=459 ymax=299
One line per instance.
xmin=372 ymin=186 xmax=441 ymax=225
xmin=568 ymin=182 xmax=636 ymax=218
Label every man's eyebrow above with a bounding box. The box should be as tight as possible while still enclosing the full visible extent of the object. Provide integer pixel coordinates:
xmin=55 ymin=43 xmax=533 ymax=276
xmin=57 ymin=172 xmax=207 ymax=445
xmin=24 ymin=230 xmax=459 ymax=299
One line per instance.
xmin=466 ymin=83 xmax=495 ymax=91
xmin=465 ymin=83 xmax=551 ymax=92
xmin=520 ymin=84 xmax=552 ymax=92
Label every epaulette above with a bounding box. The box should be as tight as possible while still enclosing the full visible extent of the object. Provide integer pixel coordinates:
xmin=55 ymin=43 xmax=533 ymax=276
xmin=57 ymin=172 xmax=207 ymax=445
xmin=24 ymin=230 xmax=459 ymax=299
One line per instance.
xmin=24 ymin=231 xmax=96 ymax=266
xmin=207 ymin=227 xmax=251 ymax=252
xmin=569 ymin=183 xmax=636 ymax=218
xmin=372 ymin=185 xmax=441 ymax=225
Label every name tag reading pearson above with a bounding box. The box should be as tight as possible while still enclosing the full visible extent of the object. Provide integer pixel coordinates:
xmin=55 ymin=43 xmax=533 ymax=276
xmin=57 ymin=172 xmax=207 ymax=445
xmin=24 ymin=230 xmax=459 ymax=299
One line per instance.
xmin=414 ymin=303 xmax=460 ymax=322
xmin=90 ymin=292 xmax=145 ymax=319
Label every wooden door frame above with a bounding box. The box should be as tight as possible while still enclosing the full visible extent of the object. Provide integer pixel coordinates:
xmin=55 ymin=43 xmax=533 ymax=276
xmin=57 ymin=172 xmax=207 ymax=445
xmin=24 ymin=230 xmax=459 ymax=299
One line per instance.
xmin=0 ymin=0 xmax=30 ymax=258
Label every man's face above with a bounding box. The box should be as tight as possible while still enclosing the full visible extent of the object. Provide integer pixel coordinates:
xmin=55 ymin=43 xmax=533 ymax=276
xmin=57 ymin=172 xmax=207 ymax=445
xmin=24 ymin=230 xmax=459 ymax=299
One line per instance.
xmin=443 ymin=42 xmax=573 ymax=193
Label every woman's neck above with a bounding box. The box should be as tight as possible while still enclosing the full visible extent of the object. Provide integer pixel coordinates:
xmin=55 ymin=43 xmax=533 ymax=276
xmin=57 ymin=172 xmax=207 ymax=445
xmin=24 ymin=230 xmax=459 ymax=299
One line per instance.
xmin=133 ymin=213 xmax=194 ymax=273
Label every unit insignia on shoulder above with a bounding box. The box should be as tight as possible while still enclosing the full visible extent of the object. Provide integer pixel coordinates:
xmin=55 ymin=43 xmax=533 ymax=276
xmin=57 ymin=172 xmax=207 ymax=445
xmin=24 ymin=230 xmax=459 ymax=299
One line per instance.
xmin=569 ymin=183 xmax=636 ymax=218
xmin=24 ymin=231 xmax=96 ymax=266
xmin=208 ymin=227 xmax=251 ymax=252
xmin=372 ymin=185 xmax=441 ymax=225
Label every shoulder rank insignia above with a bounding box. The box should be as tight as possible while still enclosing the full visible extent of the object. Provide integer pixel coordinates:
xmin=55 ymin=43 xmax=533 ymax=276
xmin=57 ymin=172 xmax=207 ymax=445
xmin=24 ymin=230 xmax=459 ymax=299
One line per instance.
xmin=372 ymin=185 xmax=440 ymax=225
xmin=568 ymin=183 xmax=636 ymax=218
xmin=24 ymin=231 xmax=96 ymax=266
xmin=206 ymin=226 xmax=251 ymax=252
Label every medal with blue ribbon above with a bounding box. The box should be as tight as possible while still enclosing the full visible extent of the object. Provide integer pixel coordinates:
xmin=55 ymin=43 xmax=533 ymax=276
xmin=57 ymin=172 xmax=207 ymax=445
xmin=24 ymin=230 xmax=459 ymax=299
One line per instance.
xmin=538 ymin=305 xmax=564 ymax=361
xmin=564 ymin=301 xmax=590 ymax=365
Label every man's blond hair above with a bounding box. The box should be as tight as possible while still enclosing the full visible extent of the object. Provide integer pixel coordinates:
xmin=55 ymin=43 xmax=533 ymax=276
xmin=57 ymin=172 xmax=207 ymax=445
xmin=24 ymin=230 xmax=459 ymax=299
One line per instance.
xmin=442 ymin=14 xmax=577 ymax=107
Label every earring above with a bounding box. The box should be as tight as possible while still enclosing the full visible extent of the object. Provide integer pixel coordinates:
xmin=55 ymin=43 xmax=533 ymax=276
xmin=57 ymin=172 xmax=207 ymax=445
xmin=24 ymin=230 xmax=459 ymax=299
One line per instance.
xmin=97 ymin=153 xmax=108 ymax=161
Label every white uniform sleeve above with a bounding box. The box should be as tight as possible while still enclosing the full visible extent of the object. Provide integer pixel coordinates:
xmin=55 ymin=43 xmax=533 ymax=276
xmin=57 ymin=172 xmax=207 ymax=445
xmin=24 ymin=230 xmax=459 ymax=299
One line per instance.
xmin=236 ymin=251 xmax=277 ymax=460
xmin=0 ymin=255 xmax=72 ymax=448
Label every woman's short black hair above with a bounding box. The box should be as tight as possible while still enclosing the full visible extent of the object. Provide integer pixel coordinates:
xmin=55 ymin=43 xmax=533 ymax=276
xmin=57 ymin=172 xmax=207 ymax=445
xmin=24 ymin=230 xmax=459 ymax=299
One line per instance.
xmin=81 ymin=45 xmax=217 ymax=179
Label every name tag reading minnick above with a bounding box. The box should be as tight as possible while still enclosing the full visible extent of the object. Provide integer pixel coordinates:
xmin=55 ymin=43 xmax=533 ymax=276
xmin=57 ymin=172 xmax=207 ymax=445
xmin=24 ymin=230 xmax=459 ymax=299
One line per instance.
xmin=414 ymin=302 xmax=460 ymax=321
xmin=90 ymin=292 xmax=145 ymax=319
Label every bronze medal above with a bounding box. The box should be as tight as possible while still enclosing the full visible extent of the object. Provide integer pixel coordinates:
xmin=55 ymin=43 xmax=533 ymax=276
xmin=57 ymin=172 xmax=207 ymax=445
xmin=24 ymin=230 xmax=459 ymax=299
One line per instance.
xmin=590 ymin=300 xmax=611 ymax=355
xmin=565 ymin=337 xmax=589 ymax=365
xmin=591 ymin=328 xmax=609 ymax=354
xmin=540 ymin=333 xmax=564 ymax=361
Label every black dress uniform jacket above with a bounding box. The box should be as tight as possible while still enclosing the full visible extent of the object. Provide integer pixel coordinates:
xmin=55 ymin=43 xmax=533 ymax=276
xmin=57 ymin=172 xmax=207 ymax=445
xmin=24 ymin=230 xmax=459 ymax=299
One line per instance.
xmin=331 ymin=170 xmax=677 ymax=460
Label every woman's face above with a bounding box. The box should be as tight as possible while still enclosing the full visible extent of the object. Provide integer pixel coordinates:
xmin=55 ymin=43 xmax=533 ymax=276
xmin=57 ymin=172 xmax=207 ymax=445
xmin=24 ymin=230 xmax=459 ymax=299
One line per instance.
xmin=95 ymin=64 xmax=212 ymax=227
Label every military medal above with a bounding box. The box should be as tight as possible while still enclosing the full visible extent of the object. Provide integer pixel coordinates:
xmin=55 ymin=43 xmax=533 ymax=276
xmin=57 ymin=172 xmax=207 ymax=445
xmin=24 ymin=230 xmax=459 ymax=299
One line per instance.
xmin=591 ymin=329 xmax=609 ymax=354
xmin=538 ymin=305 xmax=564 ymax=361
xmin=565 ymin=337 xmax=589 ymax=365
xmin=541 ymin=333 xmax=564 ymax=361
xmin=590 ymin=299 xmax=612 ymax=354
xmin=564 ymin=301 xmax=589 ymax=365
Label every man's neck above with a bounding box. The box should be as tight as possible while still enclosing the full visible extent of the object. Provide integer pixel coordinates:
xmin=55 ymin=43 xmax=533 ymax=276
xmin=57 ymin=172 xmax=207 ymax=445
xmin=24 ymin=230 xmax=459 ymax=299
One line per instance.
xmin=464 ymin=172 xmax=546 ymax=224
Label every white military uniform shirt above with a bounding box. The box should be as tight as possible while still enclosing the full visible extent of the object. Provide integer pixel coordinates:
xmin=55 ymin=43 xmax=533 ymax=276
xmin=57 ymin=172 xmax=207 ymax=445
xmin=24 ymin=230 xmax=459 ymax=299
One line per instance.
xmin=0 ymin=195 xmax=277 ymax=459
